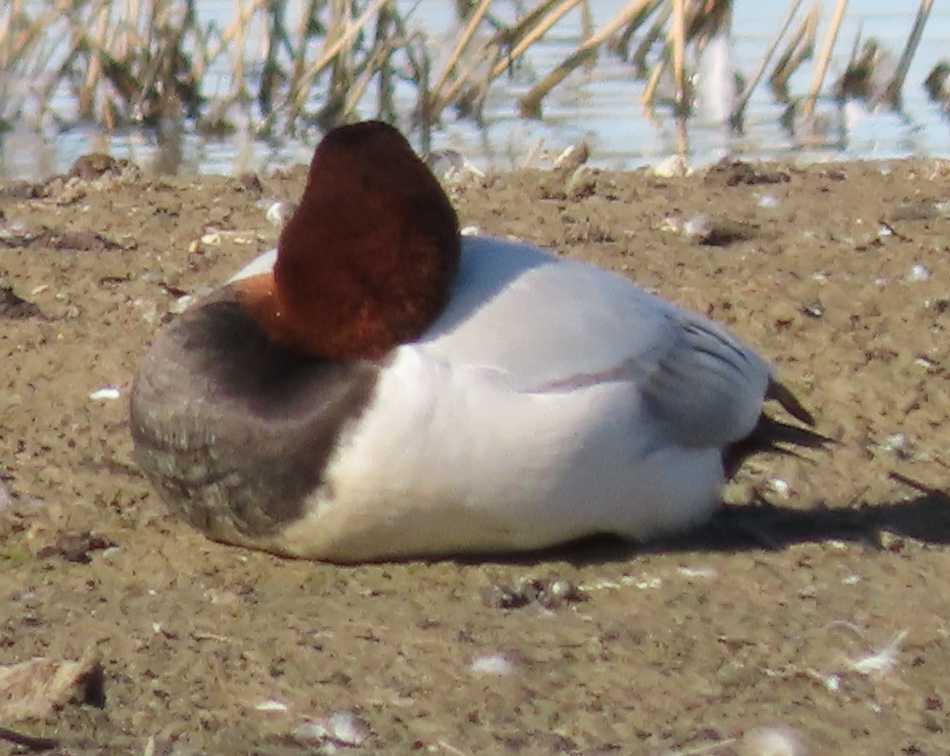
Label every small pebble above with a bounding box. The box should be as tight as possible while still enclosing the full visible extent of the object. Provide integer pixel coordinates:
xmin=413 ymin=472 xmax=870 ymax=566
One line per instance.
xmin=768 ymin=478 xmax=791 ymax=498
xmin=293 ymin=711 xmax=370 ymax=747
xmin=678 ymin=566 xmax=717 ymax=579
xmin=89 ymin=387 xmax=121 ymax=401
xmin=470 ymin=653 xmax=516 ymax=676
xmin=566 ymin=165 xmax=598 ymax=199
xmin=883 ymin=433 xmax=906 ymax=452
xmin=654 ymin=154 xmax=691 ymax=178
xmin=740 ymin=726 xmax=806 ymax=756
xmin=659 ymin=216 xmax=683 ymax=233
xmin=237 ymin=172 xmax=263 ymax=195
xmin=327 ymin=711 xmax=370 ymax=746
xmin=553 ymin=142 xmax=590 ymax=172
xmin=907 ymin=263 xmax=931 ymax=282
xmin=266 ymin=200 xmax=297 ymax=227
xmin=255 ymin=699 xmax=289 ymax=712
xmin=683 ymin=214 xmax=712 ymax=240
xmin=800 ymin=300 xmax=824 ymax=318
xmin=426 ymin=149 xmax=485 ymax=183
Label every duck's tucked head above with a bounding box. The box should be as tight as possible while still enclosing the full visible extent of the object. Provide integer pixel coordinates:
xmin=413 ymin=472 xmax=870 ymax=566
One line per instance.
xmin=238 ymin=121 xmax=461 ymax=359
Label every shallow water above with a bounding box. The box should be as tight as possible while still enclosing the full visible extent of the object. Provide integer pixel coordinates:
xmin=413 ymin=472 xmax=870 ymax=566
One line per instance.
xmin=0 ymin=0 xmax=947 ymax=179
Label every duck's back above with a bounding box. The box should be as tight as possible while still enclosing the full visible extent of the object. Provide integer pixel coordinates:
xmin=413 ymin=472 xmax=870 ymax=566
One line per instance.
xmin=425 ymin=237 xmax=772 ymax=446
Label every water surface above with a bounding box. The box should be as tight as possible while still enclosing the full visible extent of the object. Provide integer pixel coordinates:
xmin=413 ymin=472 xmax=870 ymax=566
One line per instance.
xmin=0 ymin=0 xmax=947 ymax=179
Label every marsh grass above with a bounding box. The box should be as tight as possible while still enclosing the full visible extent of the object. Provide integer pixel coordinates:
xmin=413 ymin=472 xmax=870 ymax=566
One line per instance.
xmin=0 ymin=0 xmax=938 ymax=147
xmin=0 ymin=0 xmax=432 ymax=134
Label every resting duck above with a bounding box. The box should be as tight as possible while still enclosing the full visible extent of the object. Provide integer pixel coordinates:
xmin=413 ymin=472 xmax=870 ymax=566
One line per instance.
xmin=130 ymin=121 xmax=821 ymax=562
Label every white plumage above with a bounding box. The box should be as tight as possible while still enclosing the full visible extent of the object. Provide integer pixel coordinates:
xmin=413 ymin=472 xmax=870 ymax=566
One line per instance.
xmin=262 ymin=236 xmax=779 ymax=561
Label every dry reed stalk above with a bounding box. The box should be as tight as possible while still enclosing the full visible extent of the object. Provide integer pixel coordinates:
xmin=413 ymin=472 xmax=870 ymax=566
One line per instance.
xmin=640 ymin=0 xmax=731 ymax=114
xmin=327 ymin=0 xmax=356 ymax=113
xmin=430 ymin=0 xmax=492 ymax=101
xmin=127 ymin=0 xmax=143 ymax=57
xmin=216 ymin=0 xmax=263 ymax=99
xmin=290 ymin=0 xmax=391 ymax=114
xmin=1 ymin=0 xmax=68 ymax=71
xmin=488 ymin=0 xmax=585 ymax=80
xmin=286 ymin=0 xmax=324 ymax=108
xmin=2 ymin=0 xmax=207 ymax=127
xmin=370 ymin=2 xmax=394 ymax=121
xmin=501 ymin=0 xmax=573 ymax=45
xmin=421 ymin=0 xmax=494 ymax=121
xmin=884 ymin=0 xmax=934 ymax=105
xmin=675 ymin=109 xmax=688 ymax=155
xmin=185 ymin=13 xmax=212 ymax=91
xmin=520 ymin=0 xmax=658 ymax=117
xmin=147 ymin=0 xmax=189 ymax=118
xmin=426 ymin=0 xmax=576 ymax=122
xmin=341 ymin=31 xmax=396 ymax=118
xmin=336 ymin=4 xmax=407 ymax=121
xmin=670 ymin=0 xmax=685 ymax=112
xmin=109 ymin=0 xmax=150 ymax=117
xmin=64 ymin=2 xmax=99 ymax=118
xmin=580 ymin=0 xmax=593 ymax=40
xmin=638 ymin=0 xmax=702 ymax=109
xmin=29 ymin=2 xmax=82 ymax=117
xmin=79 ymin=3 xmax=110 ymax=122
xmin=627 ymin=2 xmax=670 ymax=74
xmin=0 ymin=0 xmax=25 ymax=68
xmin=769 ymin=3 xmax=818 ymax=96
xmin=424 ymin=45 xmax=487 ymax=121
xmin=112 ymin=0 xmax=141 ymax=120
xmin=0 ymin=3 xmax=20 ymax=70
xmin=0 ymin=0 xmax=36 ymax=122
xmin=265 ymin=0 xmax=294 ymax=115
xmin=642 ymin=56 xmax=666 ymax=105
xmin=57 ymin=0 xmax=121 ymax=122
xmin=579 ymin=0 xmax=597 ymax=72
xmin=731 ymin=0 xmax=803 ymax=123
xmin=802 ymin=0 xmax=848 ymax=119
xmin=386 ymin=9 xmax=432 ymax=147
xmin=223 ymin=0 xmax=287 ymax=123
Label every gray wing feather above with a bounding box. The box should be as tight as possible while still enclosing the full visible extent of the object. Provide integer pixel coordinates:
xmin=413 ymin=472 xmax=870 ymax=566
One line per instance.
xmin=430 ymin=237 xmax=773 ymax=448
xmin=639 ymin=316 xmax=771 ymax=446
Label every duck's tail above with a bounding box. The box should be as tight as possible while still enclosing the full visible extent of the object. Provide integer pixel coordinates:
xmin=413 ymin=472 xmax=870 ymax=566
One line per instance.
xmin=722 ymin=378 xmax=832 ymax=478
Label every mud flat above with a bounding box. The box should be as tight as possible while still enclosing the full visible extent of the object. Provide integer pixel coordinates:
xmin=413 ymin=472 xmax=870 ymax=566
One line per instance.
xmin=2 ymin=156 xmax=950 ymax=754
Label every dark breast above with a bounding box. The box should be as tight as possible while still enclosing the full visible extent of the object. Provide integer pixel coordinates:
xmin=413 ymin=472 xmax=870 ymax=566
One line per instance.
xmin=129 ymin=288 xmax=380 ymax=541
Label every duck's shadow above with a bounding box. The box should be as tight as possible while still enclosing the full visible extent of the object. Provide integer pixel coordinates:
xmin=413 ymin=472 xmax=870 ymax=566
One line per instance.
xmin=463 ymin=476 xmax=950 ymax=567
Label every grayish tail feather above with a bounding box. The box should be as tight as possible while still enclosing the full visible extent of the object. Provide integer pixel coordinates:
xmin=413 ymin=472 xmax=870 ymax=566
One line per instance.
xmin=723 ymin=379 xmax=830 ymax=478
xmin=766 ymin=377 xmax=815 ymax=425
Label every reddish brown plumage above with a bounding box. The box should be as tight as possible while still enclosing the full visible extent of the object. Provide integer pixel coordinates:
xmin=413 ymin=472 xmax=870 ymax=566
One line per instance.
xmin=237 ymin=121 xmax=460 ymax=359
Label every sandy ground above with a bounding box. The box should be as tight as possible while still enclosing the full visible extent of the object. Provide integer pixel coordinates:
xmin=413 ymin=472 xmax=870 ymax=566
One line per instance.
xmin=3 ymin=153 xmax=950 ymax=755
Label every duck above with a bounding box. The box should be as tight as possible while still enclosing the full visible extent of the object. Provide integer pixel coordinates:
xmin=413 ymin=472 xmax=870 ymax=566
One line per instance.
xmin=130 ymin=120 xmax=823 ymax=563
